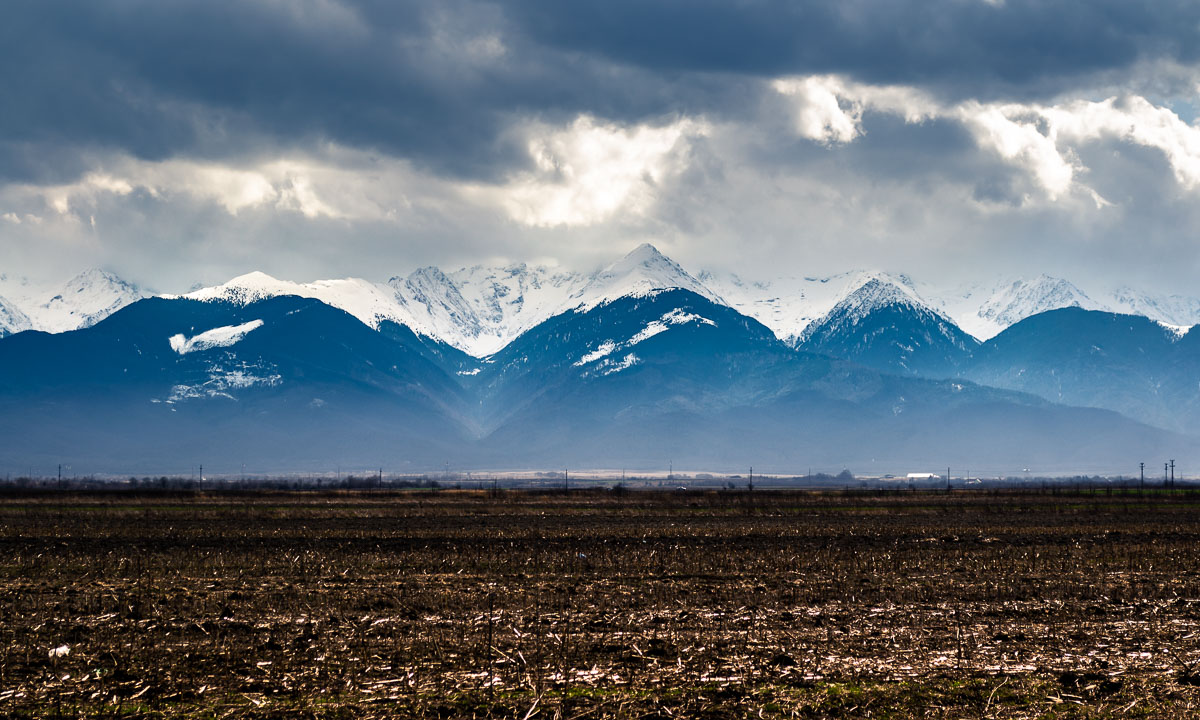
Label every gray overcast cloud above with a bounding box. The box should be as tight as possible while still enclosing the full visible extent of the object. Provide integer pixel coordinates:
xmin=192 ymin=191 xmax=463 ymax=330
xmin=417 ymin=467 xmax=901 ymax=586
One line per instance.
xmin=2 ymin=0 xmax=1199 ymax=292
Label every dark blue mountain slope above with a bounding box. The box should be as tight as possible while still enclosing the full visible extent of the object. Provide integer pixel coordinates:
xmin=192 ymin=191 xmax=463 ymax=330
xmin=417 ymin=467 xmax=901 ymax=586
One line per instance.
xmin=962 ymin=307 xmax=1200 ymax=433
xmin=475 ymin=291 xmax=1183 ymax=471
xmin=0 ymin=291 xmax=1188 ymax=474
xmin=0 ymin=296 xmax=476 ymax=473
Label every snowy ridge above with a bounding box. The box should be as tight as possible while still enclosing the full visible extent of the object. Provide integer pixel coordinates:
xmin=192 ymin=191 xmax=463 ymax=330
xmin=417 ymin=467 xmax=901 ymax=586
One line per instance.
xmin=385 ymin=244 xmax=715 ymax=357
xmin=924 ymin=275 xmax=1200 ymax=341
xmin=968 ymin=275 xmax=1099 ymax=339
xmin=711 ymin=268 xmax=1200 ymax=345
xmin=699 ymin=269 xmax=900 ymax=344
xmin=169 ymin=244 xmax=713 ymax=358
xmin=178 ymin=271 xmax=438 ymax=339
xmin=1108 ymin=287 xmax=1200 ymax=329
xmin=388 ymin=262 xmax=584 ymax=357
xmin=169 ymin=319 xmax=264 ymax=355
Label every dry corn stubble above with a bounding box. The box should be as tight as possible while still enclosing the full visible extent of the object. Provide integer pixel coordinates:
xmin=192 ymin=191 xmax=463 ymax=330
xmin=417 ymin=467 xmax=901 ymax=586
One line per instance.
xmin=2 ymin=488 xmax=1200 ymax=718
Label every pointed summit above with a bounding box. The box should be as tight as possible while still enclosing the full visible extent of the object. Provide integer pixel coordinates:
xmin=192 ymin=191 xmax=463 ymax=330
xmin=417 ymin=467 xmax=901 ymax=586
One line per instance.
xmin=623 ymin=242 xmax=669 ymax=263
xmin=605 ymin=243 xmax=688 ymax=278
xmin=30 ymin=267 xmax=146 ymax=333
xmin=390 ymin=266 xmax=479 ymax=339
xmin=0 ymin=295 xmax=32 ymax=337
xmin=569 ymin=243 xmax=721 ymax=310
xmin=827 ymin=271 xmax=929 ymax=320
xmin=798 ymin=271 xmax=978 ymax=376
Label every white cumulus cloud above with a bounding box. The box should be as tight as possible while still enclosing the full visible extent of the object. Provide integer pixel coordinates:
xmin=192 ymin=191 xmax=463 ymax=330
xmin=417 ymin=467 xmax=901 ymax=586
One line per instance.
xmin=774 ymin=74 xmax=1200 ymax=203
xmin=496 ymin=115 xmax=710 ymax=227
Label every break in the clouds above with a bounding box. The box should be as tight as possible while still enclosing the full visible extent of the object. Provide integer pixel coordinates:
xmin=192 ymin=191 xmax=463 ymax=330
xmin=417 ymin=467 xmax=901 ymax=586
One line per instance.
xmin=2 ymin=0 xmax=1200 ymax=291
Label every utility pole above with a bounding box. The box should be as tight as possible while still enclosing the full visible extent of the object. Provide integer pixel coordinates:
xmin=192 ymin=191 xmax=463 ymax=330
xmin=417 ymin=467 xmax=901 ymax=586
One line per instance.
xmin=564 ymin=469 xmax=569 ymax=493
xmin=1170 ymin=459 xmax=1176 ymax=489
xmin=1140 ymin=462 xmax=1145 ymax=490
xmin=1165 ymin=462 xmax=1169 ymax=488
xmin=947 ymin=467 xmax=951 ymax=492
xmin=749 ymin=466 xmax=754 ymax=492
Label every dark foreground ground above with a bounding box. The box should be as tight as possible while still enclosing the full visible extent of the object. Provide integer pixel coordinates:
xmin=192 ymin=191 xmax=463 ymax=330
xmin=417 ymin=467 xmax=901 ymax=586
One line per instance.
xmin=3 ymin=488 xmax=1200 ymax=718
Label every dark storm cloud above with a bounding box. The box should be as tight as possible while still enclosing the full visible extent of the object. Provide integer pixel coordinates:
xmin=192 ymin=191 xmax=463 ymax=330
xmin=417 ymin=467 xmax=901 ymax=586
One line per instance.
xmin=4 ymin=0 xmax=1197 ymax=185
xmin=505 ymin=0 xmax=1200 ymax=99
xmin=1 ymin=0 xmax=494 ymax=181
xmin=0 ymin=0 xmax=738 ymax=183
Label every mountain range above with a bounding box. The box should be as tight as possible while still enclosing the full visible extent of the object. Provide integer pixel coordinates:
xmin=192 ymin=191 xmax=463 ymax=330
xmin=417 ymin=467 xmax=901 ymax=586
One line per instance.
xmin=0 ymin=244 xmax=1195 ymax=474
xmin=4 ymin=244 xmax=1197 ymax=349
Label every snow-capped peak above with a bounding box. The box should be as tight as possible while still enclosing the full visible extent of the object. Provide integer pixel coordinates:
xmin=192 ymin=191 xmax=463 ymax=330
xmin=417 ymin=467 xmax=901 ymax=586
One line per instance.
xmin=829 ymin=271 xmax=924 ymax=311
xmin=0 ymin=295 xmax=32 ymax=337
xmin=569 ymin=243 xmax=722 ymax=311
xmin=63 ymin=268 xmax=138 ymax=295
xmin=169 ymin=319 xmax=264 ymax=355
xmin=800 ymin=271 xmax=947 ymax=339
xmin=10 ymin=267 xmax=148 ymax=334
xmin=179 ymin=271 xmax=285 ymax=305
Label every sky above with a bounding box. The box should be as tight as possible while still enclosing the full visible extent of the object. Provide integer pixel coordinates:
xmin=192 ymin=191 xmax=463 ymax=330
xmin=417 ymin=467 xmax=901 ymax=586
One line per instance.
xmin=2 ymin=0 xmax=1200 ymax=294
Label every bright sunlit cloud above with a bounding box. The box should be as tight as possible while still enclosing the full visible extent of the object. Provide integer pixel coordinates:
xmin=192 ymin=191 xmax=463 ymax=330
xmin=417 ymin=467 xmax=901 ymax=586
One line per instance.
xmin=496 ymin=115 xmax=710 ymax=227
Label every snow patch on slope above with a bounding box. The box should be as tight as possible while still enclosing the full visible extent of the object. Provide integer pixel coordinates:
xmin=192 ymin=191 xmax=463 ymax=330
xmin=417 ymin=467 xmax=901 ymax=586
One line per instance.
xmin=169 ymin=319 xmax=264 ymax=355
xmin=576 ymin=341 xmax=618 ymax=365
xmin=161 ymin=359 xmax=283 ymax=403
xmin=597 ymin=353 xmax=640 ymax=376
xmin=574 ymin=309 xmax=717 ymax=369
xmin=1157 ymin=321 xmax=1193 ymax=340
